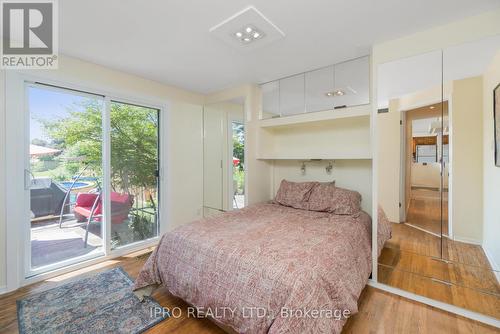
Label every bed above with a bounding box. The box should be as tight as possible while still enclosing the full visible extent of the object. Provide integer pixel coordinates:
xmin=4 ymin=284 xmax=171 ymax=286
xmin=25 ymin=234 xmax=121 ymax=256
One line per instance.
xmin=134 ymin=182 xmax=392 ymax=333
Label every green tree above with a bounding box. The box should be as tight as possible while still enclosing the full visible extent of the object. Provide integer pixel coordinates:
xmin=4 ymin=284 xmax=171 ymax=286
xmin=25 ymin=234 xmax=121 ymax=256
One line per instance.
xmin=44 ymin=100 xmax=158 ymax=204
xmin=232 ymin=122 xmax=244 ymax=170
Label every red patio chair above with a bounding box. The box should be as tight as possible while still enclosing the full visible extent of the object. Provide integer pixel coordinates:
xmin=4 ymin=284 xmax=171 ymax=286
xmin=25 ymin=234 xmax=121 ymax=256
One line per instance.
xmin=73 ymin=192 xmax=134 ymax=247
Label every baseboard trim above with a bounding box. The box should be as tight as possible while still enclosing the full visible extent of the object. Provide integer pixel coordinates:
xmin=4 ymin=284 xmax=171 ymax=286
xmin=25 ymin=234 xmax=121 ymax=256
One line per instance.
xmin=368 ymin=280 xmax=500 ymax=328
xmin=0 ymin=285 xmax=6 ymax=295
xmin=483 ymin=246 xmax=500 ymax=284
xmin=453 ymin=236 xmax=482 ymax=245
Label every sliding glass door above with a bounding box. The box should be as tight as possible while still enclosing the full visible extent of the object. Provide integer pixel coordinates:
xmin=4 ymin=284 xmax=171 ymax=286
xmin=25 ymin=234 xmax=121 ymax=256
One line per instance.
xmin=28 ymin=84 xmax=105 ymax=272
xmin=109 ymin=101 xmax=159 ymax=248
xmin=25 ymin=83 xmax=160 ymax=276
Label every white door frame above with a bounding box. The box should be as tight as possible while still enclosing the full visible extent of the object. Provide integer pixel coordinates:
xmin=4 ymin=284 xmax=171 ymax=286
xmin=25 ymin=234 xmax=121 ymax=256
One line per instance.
xmin=4 ymin=71 xmax=168 ymax=292
xmin=398 ymin=95 xmax=452 ymax=233
xmin=228 ymin=117 xmax=244 ymax=210
xmin=399 ymin=110 xmax=406 ymax=222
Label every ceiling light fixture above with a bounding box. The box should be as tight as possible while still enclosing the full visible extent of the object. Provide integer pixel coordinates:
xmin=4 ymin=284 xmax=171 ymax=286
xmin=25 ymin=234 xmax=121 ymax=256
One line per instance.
xmin=232 ymin=25 xmax=265 ymax=45
xmin=430 ymin=106 xmax=435 ymax=109
xmin=209 ymin=6 xmax=285 ymax=51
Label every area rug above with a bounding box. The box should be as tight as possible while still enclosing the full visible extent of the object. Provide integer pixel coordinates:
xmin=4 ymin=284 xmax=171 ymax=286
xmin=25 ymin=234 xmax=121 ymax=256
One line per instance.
xmin=17 ymin=267 xmax=167 ymax=334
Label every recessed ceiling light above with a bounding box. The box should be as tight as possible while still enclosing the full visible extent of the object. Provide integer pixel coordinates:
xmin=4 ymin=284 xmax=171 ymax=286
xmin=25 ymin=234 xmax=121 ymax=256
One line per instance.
xmin=325 ymin=90 xmax=345 ymax=97
xmin=231 ymin=25 xmax=265 ymax=45
xmin=209 ymin=6 xmax=285 ymax=52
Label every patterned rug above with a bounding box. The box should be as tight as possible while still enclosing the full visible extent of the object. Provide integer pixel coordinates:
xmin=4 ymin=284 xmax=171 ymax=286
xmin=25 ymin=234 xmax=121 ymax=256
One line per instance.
xmin=17 ymin=267 xmax=167 ymax=334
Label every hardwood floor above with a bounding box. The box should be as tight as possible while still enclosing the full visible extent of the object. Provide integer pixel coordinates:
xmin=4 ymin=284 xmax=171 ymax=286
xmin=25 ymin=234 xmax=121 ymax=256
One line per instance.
xmin=405 ymin=188 xmax=448 ymax=236
xmin=0 ymin=249 xmax=497 ymax=334
xmin=380 ymin=247 xmax=500 ymax=294
xmin=378 ymin=264 xmax=500 ymax=319
xmin=379 ymin=187 xmax=500 ymax=319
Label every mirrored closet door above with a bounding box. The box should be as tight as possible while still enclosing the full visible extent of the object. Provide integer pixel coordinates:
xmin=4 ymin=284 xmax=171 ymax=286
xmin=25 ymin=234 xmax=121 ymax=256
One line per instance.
xmin=377 ymin=35 xmax=500 ymax=319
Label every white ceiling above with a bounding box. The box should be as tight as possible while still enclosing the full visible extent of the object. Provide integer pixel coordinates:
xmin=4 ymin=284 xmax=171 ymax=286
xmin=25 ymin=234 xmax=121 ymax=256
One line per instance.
xmin=60 ymin=0 xmax=500 ymax=94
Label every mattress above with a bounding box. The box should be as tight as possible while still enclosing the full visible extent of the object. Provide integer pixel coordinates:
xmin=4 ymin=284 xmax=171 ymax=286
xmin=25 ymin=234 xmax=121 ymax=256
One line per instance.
xmin=134 ymin=203 xmax=391 ymax=333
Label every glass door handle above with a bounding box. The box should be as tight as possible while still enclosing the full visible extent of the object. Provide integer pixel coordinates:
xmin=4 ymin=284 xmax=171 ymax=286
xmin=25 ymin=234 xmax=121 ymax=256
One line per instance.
xmin=24 ymin=169 xmax=34 ymax=190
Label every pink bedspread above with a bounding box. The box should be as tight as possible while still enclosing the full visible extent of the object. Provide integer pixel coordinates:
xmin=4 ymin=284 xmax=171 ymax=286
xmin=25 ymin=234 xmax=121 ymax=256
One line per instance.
xmin=134 ymin=203 xmax=391 ymax=333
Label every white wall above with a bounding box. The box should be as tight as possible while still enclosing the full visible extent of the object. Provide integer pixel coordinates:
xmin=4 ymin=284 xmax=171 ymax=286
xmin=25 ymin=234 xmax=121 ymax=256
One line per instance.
xmin=0 ymin=70 xmax=6 ymax=291
xmin=0 ymin=55 xmax=205 ymax=290
xmin=482 ymin=52 xmax=500 ymax=272
xmin=451 ymin=76 xmax=484 ymax=243
xmin=167 ymin=102 xmax=203 ymax=231
xmin=260 ymin=116 xmax=371 ymax=160
xmin=377 ymin=100 xmax=401 ymax=222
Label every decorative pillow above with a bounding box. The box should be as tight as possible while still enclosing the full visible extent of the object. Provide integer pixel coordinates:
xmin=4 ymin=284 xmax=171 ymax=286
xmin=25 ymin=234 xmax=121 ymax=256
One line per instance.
xmin=274 ymin=180 xmax=318 ymax=209
xmin=308 ymin=184 xmax=361 ymax=215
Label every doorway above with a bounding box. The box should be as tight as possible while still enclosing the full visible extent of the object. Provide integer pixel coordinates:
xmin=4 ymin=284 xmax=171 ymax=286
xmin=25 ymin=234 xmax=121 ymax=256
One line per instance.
xmin=202 ymin=100 xmax=245 ymax=216
xmin=401 ymin=101 xmax=449 ymax=238
xmin=231 ymin=121 xmax=245 ymax=209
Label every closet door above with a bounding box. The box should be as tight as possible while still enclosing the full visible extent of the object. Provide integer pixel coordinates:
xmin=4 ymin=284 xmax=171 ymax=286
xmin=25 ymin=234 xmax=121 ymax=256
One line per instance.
xmin=376 ymin=50 xmax=452 ymax=309
xmin=377 ymin=36 xmax=500 ymax=319
xmin=377 ymin=50 xmax=444 ymax=261
xmin=439 ymin=36 xmax=500 ymax=306
xmin=203 ymin=106 xmax=224 ymax=214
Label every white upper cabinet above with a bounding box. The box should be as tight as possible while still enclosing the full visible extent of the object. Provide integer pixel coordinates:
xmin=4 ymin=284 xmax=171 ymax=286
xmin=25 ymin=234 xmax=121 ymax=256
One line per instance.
xmin=305 ymin=65 xmax=334 ymax=113
xmin=261 ymin=56 xmax=370 ymax=119
xmin=261 ymin=81 xmax=280 ymax=119
xmin=279 ymin=74 xmax=305 ymax=117
xmin=333 ymin=56 xmax=370 ymax=108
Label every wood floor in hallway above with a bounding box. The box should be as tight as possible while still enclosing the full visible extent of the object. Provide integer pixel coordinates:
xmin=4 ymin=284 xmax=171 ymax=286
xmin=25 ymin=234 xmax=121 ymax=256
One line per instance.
xmin=405 ymin=188 xmax=448 ymax=236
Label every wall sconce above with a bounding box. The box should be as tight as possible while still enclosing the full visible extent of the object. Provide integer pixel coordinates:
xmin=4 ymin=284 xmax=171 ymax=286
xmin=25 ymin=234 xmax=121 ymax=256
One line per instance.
xmin=326 ymin=161 xmax=333 ymax=174
xmin=300 ymin=162 xmax=306 ymax=175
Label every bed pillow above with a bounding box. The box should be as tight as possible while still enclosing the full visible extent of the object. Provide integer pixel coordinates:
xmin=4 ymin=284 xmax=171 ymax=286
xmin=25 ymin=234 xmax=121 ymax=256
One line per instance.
xmin=308 ymin=184 xmax=361 ymax=214
xmin=274 ymin=180 xmax=318 ymax=209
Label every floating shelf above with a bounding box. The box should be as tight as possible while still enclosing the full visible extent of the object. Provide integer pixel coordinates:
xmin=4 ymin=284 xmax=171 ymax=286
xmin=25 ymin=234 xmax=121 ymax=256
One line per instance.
xmin=259 ymin=104 xmax=371 ymax=129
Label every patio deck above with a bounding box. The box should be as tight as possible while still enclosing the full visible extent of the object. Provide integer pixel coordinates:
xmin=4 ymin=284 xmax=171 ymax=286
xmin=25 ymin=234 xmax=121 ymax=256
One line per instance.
xmin=31 ymin=218 xmax=103 ymax=269
xmin=233 ymin=194 xmax=245 ymax=209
